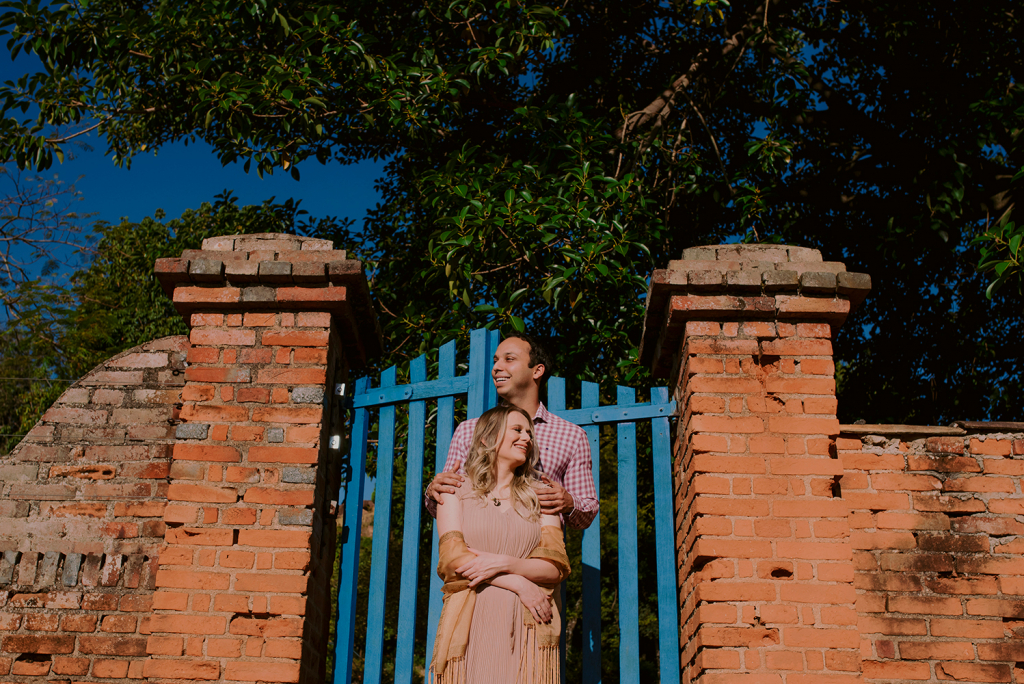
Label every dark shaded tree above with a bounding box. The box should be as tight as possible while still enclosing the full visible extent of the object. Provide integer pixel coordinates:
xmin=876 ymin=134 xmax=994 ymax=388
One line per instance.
xmin=1 ymin=0 xmax=1021 ymax=420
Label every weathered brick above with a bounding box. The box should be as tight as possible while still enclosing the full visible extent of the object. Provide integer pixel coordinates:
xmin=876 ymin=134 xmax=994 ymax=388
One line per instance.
xmin=223 ymin=660 xmax=300 ymax=682
xmin=167 ymin=483 xmax=238 ymax=503
xmin=147 ymin=615 xmax=227 ymax=635
xmin=155 ymin=569 xmax=230 ymax=590
xmin=184 ymin=366 xmax=252 ymax=383
xmin=248 ymin=446 xmax=319 ymax=463
xmin=191 ymin=328 xmax=256 ymax=346
xmin=8 ymin=484 xmax=76 ymax=500
xmin=2 ymin=635 xmax=75 ymax=653
xmin=173 ymin=443 xmax=241 ymax=462
xmin=51 ymin=656 xmax=90 ymax=675
xmin=262 ymin=330 xmax=329 ymax=347
xmin=926 ymin=436 xmax=966 ymax=454
xmin=243 ymin=488 xmax=314 ymax=506
xmin=936 ymin=663 xmax=1011 ymax=682
xmin=237 ymin=529 xmax=311 ymax=549
xmin=180 ymin=403 xmax=249 ymax=422
xmin=255 ymin=368 xmax=327 ymax=385
xmin=166 ymin=527 xmax=236 ymax=546
xmin=970 ymin=438 xmax=1012 ymax=456
xmin=233 ymin=573 xmax=308 ymax=593
xmin=92 ymin=659 xmax=130 ymax=678
xmin=42 ymin=406 xmax=109 ymax=424
xmin=143 ymin=659 xmax=221 ymax=680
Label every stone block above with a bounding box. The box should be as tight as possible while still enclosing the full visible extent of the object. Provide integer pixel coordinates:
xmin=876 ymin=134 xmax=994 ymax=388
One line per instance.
xmin=279 ymin=509 xmax=314 ymax=526
xmin=0 ymin=551 xmax=19 ymax=583
xmin=837 ymin=271 xmax=872 ymax=295
xmin=291 ymin=387 xmax=325 ymax=404
xmin=175 ymin=423 xmax=210 ymax=440
xmin=292 ymin=261 xmax=328 ymax=283
xmin=763 ymin=270 xmax=799 ymax=290
xmin=267 ymin=428 xmax=285 ymax=443
xmin=800 ymin=271 xmax=838 ymax=293
xmin=300 ymin=238 xmax=334 ymax=251
xmin=61 ymin=554 xmax=83 ymax=587
xmin=725 ymin=270 xmax=762 ymax=290
xmin=189 ymin=259 xmax=224 ymax=283
xmin=786 ymin=246 xmax=823 ymax=262
xmin=282 ymin=467 xmax=315 ymax=484
xmin=241 ymin=286 xmax=276 ymax=303
xmin=202 ymin=236 xmax=236 ymax=250
xmin=685 ymin=270 xmax=724 ymax=290
xmin=225 ymin=259 xmax=260 ymax=283
xmin=681 ymin=247 xmax=716 ymax=261
xmin=259 ymin=261 xmax=293 ymax=284
xmin=0 ymin=465 xmax=38 ymax=481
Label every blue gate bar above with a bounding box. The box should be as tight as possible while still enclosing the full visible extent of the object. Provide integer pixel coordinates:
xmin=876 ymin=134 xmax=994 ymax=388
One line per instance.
xmin=351 ymin=376 xmax=472 ymax=408
xmin=545 ymin=377 xmax=568 ymax=684
xmin=363 ymin=366 xmax=398 ymax=684
xmin=617 ymin=385 xmax=640 ymax=683
xmin=485 ymin=328 xmax=500 ymax=410
xmin=394 ymin=355 xmax=428 ymax=682
xmin=553 ymin=400 xmax=675 ymax=426
xmin=424 ymin=340 xmax=457 ymax=683
xmin=334 ymin=376 xmax=370 ymax=684
xmin=650 ymin=386 xmax=681 ymax=684
xmin=580 ymin=380 xmax=601 ymax=684
xmin=467 ymin=328 xmax=487 ymax=419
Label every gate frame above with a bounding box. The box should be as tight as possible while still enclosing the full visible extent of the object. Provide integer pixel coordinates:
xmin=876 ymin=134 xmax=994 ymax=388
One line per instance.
xmin=333 ymin=328 xmax=680 ymax=684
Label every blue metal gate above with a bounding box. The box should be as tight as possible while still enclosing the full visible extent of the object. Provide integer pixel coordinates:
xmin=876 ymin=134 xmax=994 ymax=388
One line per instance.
xmin=333 ymin=328 xmax=679 ymax=684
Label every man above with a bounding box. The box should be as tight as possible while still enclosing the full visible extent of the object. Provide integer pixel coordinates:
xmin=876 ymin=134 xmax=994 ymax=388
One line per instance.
xmin=425 ymin=334 xmax=599 ymax=529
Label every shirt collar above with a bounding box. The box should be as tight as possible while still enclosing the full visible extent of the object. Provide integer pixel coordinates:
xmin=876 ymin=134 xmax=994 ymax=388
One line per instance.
xmin=533 ymin=402 xmax=551 ymax=424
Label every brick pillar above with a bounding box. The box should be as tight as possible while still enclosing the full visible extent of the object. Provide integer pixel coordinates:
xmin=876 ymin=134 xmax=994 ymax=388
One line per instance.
xmin=640 ymin=244 xmax=871 ymax=684
xmin=149 ymin=234 xmax=380 ymax=683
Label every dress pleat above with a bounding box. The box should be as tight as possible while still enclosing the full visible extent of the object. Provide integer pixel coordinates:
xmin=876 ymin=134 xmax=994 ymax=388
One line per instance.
xmin=460 ymin=493 xmax=545 ymax=684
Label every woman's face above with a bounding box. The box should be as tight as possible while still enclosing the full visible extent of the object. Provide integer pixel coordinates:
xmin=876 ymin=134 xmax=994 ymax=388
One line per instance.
xmin=496 ymin=412 xmax=533 ymax=469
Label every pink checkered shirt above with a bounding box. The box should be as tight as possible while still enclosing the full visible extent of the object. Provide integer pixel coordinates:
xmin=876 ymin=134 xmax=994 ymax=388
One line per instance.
xmin=425 ymin=403 xmax=598 ymax=529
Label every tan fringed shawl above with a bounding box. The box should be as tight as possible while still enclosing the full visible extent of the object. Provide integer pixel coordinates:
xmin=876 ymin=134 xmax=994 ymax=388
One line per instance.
xmin=430 ymin=525 xmax=571 ymax=684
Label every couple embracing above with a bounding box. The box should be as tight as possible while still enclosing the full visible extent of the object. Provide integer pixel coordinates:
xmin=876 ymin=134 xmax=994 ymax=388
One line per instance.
xmin=423 ymin=334 xmax=598 ymax=683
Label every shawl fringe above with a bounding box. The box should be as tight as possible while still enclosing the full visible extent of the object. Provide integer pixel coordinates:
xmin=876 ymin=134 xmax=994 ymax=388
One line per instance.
xmin=430 ymin=524 xmax=570 ymax=683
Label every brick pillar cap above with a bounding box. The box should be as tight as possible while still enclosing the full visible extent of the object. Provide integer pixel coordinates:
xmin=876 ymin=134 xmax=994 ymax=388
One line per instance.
xmin=639 ymin=243 xmax=871 ymax=377
xmin=154 ymin=233 xmax=382 ymax=364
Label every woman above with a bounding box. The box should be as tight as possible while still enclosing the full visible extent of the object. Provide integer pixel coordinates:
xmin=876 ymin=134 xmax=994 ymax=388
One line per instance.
xmin=431 ymin=405 xmax=570 ymax=684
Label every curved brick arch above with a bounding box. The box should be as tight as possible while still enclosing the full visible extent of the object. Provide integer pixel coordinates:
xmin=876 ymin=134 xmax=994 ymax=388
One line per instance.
xmin=0 ymin=334 xmax=189 ymax=679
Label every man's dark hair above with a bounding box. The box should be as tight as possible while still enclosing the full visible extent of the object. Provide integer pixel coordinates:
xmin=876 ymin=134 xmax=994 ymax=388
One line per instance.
xmin=505 ymin=333 xmax=554 ymax=385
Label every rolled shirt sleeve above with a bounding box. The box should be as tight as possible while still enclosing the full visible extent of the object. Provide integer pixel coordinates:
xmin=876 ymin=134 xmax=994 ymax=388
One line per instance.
xmin=561 ymin=430 xmax=599 ymax=530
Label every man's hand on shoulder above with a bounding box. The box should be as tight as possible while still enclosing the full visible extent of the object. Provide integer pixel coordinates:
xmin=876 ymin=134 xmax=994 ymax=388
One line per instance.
xmin=534 ymin=475 xmax=574 ymax=516
xmin=427 ymin=471 xmax=465 ymax=505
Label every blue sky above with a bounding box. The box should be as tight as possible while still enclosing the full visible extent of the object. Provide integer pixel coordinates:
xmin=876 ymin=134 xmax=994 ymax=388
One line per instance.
xmin=1 ymin=54 xmax=384 ymax=233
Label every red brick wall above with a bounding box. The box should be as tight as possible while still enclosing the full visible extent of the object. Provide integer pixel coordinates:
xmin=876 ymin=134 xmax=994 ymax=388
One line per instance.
xmin=643 ymin=243 xmax=1024 ymax=684
xmin=843 ymin=431 xmax=1024 ymax=683
xmin=146 ymin=233 xmax=375 ymax=683
xmin=0 ymin=232 xmax=378 ymax=684
xmin=147 ymin=310 xmax=342 ymax=684
xmin=0 ymin=336 xmax=186 ymax=680
xmin=643 ymin=244 xmax=871 ymax=684
xmin=672 ymin=319 xmax=860 ymax=683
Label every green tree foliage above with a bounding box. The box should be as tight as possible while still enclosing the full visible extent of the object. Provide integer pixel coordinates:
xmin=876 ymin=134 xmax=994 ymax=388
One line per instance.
xmin=1 ymin=0 xmax=1021 ymax=418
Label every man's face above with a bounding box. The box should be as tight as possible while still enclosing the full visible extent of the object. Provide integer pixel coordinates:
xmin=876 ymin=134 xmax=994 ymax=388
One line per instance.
xmin=492 ymin=338 xmax=543 ymax=400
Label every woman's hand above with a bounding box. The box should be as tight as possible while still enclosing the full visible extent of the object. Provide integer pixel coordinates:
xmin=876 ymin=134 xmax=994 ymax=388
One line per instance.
xmin=456 ymin=548 xmax=511 ymax=587
xmin=513 ymin=577 xmax=553 ymax=624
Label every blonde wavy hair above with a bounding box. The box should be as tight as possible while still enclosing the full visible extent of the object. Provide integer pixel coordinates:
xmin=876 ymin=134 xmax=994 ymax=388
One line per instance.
xmin=464 ymin=405 xmax=542 ymax=521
